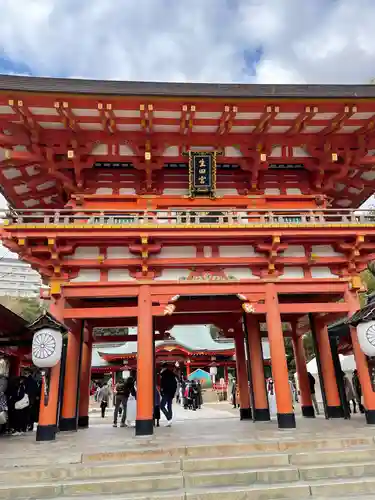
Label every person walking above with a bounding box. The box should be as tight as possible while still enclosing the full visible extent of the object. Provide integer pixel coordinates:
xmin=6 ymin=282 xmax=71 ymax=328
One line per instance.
xmin=352 ymin=369 xmax=365 ymax=414
xmin=113 ymin=374 xmax=136 ymax=428
xmin=98 ymin=383 xmax=110 ymax=418
xmin=160 ymin=363 xmax=177 ymax=427
xmin=342 ymin=372 xmax=357 ymax=414
xmin=308 ymin=372 xmax=320 ymax=415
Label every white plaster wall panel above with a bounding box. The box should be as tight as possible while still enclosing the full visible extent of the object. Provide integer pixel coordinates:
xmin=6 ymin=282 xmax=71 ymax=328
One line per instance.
xmin=190 ymin=146 xmax=215 ymax=151
xmin=37 ymin=181 xmax=55 ymax=191
xmin=3 ymin=168 xmax=22 ymax=179
xmin=236 ymin=112 xmax=262 ymax=119
xmin=107 ymin=247 xmax=133 ymax=259
xmin=351 ymin=112 xmax=374 ymax=120
xmin=153 ymin=125 xmax=179 ymax=132
xmin=71 ymin=269 xmax=101 ymax=282
xmin=43 ymin=196 xmax=54 ymax=204
xmin=292 ymin=147 xmax=310 ymax=157
xmin=108 ymin=269 xmax=135 ymax=281
xmin=219 ymin=246 xmax=258 ymax=258
xmin=195 ymin=111 xmax=222 ymax=119
xmin=216 ymin=188 xmax=238 ymax=195
xmin=270 ymin=146 xmax=282 ymax=157
xmin=279 ymin=267 xmax=305 ymax=279
xmin=361 ymin=171 xmax=375 ymax=181
xmin=154 ymin=111 xmax=181 ymax=119
xmin=336 ymin=199 xmax=352 ymax=207
xmin=119 ymin=188 xmax=136 ymax=194
xmin=230 ymin=126 xmax=255 ymax=133
xmin=311 ymin=267 xmax=336 ymax=278
xmin=0 ymin=148 xmax=5 ymax=160
xmin=26 ymin=166 xmax=40 ymax=176
xmin=286 ymin=188 xmax=302 ymax=194
xmin=265 ymin=188 xmax=281 ymax=195
xmin=348 ymin=187 xmax=363 ymax=194
xmin=14 ymin=145 xmax=27 ymax=152
xmin=281 ymin=246 xmax=306 ymax=257
xmin=269 ymin=126 xmax=290 ymax=133
xmin=223 ymin=268 xmax=260 ymax=279
xmin=14 ymin=185 xmax=30 ymax=194
xmin=203 ymin=247 xmax=212 ymax=258
xmin=155 ymin=246 xmax=197 ymax=259
xmin=163 ymin=188 xmax=189 ymax=195
xmin=225 ymin=146 xmax=242 ymax=157
xmin=113 ymin=110 xmax=141 ymax=118
xmin=71 ymin=108 xmax=100 ymax=117
xmin=119 ymin=145 xmax=135 ymax=155
xmin=311 ymin=245 xmax=344 ymax=257
xmin=39 ymin=122 xmax=65 ymax=129
xmin=155 ymin=269 xmax=191 ymax=281
xmin=312 ymin=113 xmax=337 ymax=120
xmin=163 ymin=146 xmax=179 ymax=157
xmin=91 ymin=143 xmax=108 ymax=155
xmin=23 ymin=199 xmax=39 ymax=207
xmin=192 ymin=125 xmax=217 ymax=133
xmin=335 ymin=183 xmax=346 ymax=192
xmin=275 ymin=113 xmax=299 ymax=120
xmin=117 ymin=124 xmax=142 ymax=131
xmin=79 ymin=123 xmax=103 ymax=130
xmin=96 ymin=187 xmax=113 ymax=194
xmin=0 ymin=106 xmax=15 ymax=114
xmin=70 ymin=247 xmax=100 ymax=259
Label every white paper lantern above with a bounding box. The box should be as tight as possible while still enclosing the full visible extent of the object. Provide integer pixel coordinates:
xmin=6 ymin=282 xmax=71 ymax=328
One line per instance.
xmin=122 ymin=369 xmax=131 ymax=379
xmin=210 ymin=366 xmax=218 ymax=376
xmin=357 ymin=320 xmax=375 ymax=357
xmin=32 ymin=328 xmax=63 ymax=368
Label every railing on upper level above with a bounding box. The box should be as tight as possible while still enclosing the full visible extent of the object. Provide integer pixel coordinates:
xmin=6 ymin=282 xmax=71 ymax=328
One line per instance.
xmin=2 ymin=208 xmax=375 ymax=228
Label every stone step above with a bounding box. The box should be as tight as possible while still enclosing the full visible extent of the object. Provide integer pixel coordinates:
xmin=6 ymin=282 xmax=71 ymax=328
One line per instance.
xmin=184 ymin=467 xmax=300 ymax=489
xmin=82 ymin=436 xmax=375 ymax=464
xmin=300 ymin=461 xmax=375 ymax=481
xmin=291 ymin=447 xmax=375 ymax=466
xmin=310 ymin=477 xmax=375 ymax=497
xmin=0 ymin=460 xmax=181 ymax=484
xmin=0 ymin=474 xmax=184 ymax=500
xmin=185 ymin=482 xmax=312 ymax=499
xmin=183 ymin=453 xmax=290 ymax=472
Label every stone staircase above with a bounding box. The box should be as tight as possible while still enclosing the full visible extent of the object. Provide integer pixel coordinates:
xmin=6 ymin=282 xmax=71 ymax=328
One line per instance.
xmin=2 ymin=435 xmax=375 ymax=499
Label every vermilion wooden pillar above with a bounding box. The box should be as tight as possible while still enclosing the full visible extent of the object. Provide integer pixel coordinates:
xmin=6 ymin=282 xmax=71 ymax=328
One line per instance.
xmin=36 ymin=296 xmax=64 ymax=442
xmin=265 ymin=283 xmax=296 ymax=428
xmin=60 ymin=322 xmax=81 ymax=431
xmin=224 ymin=366 xmax=228 ymax=384
xmin=247 ymin=316 xmax=270 ymax=421
xmin=78 ymin=336 xmax=93 ymax=428
xmin=234 ymin=331 xmax=251 ymax=420
xmin=136 ymin=285 xmax=154 ymax=436
xmin=345 ymin=289 xmax=375 ymax=424
xmin=292 ymin=334 xmax=314 ymax=418
xmin=314 ymin=318 xmax=343 ymax=418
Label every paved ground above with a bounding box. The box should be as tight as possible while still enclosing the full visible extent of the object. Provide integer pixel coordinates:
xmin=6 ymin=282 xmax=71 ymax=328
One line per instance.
xmin=1 ymin=400 xmax=374 ymax=465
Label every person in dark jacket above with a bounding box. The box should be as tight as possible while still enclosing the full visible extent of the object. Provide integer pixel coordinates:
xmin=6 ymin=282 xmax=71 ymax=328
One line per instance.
xmin=154 ymin=386 xmax=161 ymax=427
xmin=160 ymin=363 xmax=177 ymax=426
xmin=352 ymin=369 xmax=365 ymax=414
xmin=308 ymin=372 xmax=319 ymax=415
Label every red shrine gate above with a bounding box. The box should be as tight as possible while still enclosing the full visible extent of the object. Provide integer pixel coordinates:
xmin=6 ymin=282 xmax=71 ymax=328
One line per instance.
xmin=1 ymin=76 xmax=375 ymax=440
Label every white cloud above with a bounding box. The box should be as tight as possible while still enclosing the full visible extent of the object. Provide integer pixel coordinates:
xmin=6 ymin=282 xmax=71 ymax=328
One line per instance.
xmin=1 ymin=0 xmax=375 ymax=84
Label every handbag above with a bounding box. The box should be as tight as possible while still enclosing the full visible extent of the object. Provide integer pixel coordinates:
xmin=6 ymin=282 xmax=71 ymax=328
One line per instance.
xmin=15 ymin=394 xmax=29 ymax=410
xmin=0 ymin=411 xmax=7 ymax=425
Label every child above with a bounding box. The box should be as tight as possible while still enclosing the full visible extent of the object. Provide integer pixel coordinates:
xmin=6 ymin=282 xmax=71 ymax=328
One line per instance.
xmin=154 ymin=386 xmax=161 ymax=427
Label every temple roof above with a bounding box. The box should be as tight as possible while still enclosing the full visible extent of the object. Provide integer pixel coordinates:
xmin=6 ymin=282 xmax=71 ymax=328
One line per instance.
xmin=1 ymin=75 xmax=375 ymax=98
xmin=95 ymin=325 xmax=271 ymax=361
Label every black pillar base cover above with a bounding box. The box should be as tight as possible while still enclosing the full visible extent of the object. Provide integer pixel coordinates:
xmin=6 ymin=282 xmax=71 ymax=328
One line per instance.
xmin=78 ymin=416 xmax=89 ymax=428
xmin=301 ymin=405 xmax=315 ymax=418
xmin=136 ymin=419 xmax=154 ymax=436
xmin=327 ymin=405 xmax=344 ymax=419
xmin=240 ymin=407 xmax=252 ymax=420
xmin=254 ymin=408 xmax=271 ymax=421
xmin=36 ymin=424 xmax=57 ymax=442
xmin=59 ymin=417 xmax=78 ymax=432
xmin=366 ymin=409 xmax=375 ymax=424
xmin=277 ymin=412 xmax=296 ymax=429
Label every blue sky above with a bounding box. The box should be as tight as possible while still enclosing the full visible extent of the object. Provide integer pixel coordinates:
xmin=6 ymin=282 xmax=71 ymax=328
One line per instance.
xmin=1 ymin=0 xmax=375 ymax=83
